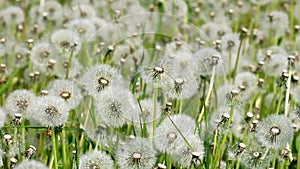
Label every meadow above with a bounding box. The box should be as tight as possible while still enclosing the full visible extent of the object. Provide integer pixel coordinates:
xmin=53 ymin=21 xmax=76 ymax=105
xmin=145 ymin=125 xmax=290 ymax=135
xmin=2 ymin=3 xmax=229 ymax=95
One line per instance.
xmin=0 ymin=0 xmax=299 ymax=168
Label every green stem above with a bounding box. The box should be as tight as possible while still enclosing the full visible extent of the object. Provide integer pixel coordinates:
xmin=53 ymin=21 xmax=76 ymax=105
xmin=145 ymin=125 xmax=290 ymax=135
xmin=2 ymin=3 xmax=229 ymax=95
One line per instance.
xmin=284 ymin=69 xmax=292 ymax=117
xmin=167 ymin=115 xmax=193 ymax=151
xmin=51 ymin=127 xmax=58 ymax=169
xmin=276 ymin=89 xmax=283 ymax=115
xmin=272 ymin=150 xmax=277 ymax=168
xmin=65 ymin=47 xmax=74 ymax=79
xmin=197 ymin=66 xmax=216 ymax=123
xmin=232 ymin=38 xmax=244 ymax=79
xmin=62 ymin=129 xmax=68 ymax=168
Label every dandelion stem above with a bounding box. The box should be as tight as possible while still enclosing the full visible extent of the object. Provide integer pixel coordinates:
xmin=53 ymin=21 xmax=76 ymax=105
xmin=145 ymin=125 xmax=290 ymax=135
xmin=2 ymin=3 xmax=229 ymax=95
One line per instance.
xmin=167 ymin=115 xmax=193 ymax=151
xmin=284 ymin=69 xmax=292 ymax=117
xmin=212 ymin=130 xmax=218 ymax=156
xmin=65 ymin=46 xmax=75 ymax=79
xmin=197 ymin=66 xmax=216 ymax=123
xmin=272 ymin=150 xmax=277 ymax=168
xmin=232 ymin=38 xmax=243 ymax=79
xmin=51 ymin=127 xmax=59 ymax=169
xmin=276 ymin=89 xmax=283 ymax=115
xmin=62 ymin=129 xmax=68 ymax=168
xmin=297 ymin=136 xmax=300 ymax=169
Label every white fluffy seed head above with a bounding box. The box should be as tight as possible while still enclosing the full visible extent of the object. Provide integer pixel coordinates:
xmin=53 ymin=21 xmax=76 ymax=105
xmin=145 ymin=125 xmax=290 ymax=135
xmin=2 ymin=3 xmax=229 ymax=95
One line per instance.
xmin=47 ymin=79 xmax=82 ymax=109
xmin=32 ymin=96 xmax=70 ymax=127
xmin=94 ymin=86 xmax=138 ymax=128
xmin=117 ymin=138 xmax=156 ymax=169
xmin=256 ymin=114 xmax=293 ymax=150
xmin=79 ymin=150 xmax=114 ymax=169
xmin=5 ymin=89 xmax=36 ymax=119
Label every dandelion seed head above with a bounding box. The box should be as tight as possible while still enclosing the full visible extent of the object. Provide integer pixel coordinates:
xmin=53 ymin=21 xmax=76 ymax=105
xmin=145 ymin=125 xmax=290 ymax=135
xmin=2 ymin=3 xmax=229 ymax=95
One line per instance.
xmin=117 ymin=138 xmax=157 ymax=169
xmin=263 ymin=53 xmax=288 ymax=77
xmin=54 ymin=54 xmax=83 ymax=79
xmin=5 ymin=89 xmax=35 ymax=119
xmin=94 ymin=86 xmax=137 ymax=127
xmin=200 ymin=22 xmax=232 ymax=40
xmin=32 ymin=96 xmax=70 ymax=127
xmin=67 ymin=19 xmax=96 ymax=42
xmin=172 ymin=134 xmax=205 ymax=168
xmin=51 ymin=29 xmax=81 ymax=55
xmin=48 ymin=79 xmax=82 ymax=109
xmin=140 ymin=60 xmax=173 ymax=87
xmin=14 ymin=159 xmax=48 ymax=169
xmin=79 ymin=150 xmax=114 ymax=169
xmin=2 ymin=6 xmax=24 ymax=26
xmin=155 ymin=114 xmax=196 ymax=155
xmin=195 ymin=47 xmax=223 ymax=76
xmin=240 ymin=147 xmax=271 ymax=169
xmin=256 ymin=114 xmax=293 ymax=150
xmin=43 ymin=0 xmax=63 ymax=22
xmin=31 ymin=42 xmax=57 ymax=72
xmin=80 ymin=64 xmax=124 ymax=97
xmin=261 ymin=11 xmax=289 ymax=38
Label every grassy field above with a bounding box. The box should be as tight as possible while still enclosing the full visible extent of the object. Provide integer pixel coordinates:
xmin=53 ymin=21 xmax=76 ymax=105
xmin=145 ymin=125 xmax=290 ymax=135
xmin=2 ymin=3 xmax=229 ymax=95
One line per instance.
xmin=0 ymin=0 xmax=299 ymax=168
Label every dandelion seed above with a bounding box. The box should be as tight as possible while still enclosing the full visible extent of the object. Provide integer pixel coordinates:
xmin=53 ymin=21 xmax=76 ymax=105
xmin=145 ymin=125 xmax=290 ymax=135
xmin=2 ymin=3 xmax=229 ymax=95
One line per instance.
xmin=155 ymin=114 xmax=196 ymax=155
xmin=14 ymin=160 xmax=48 ymax=169
xmin=0 ymin=108 xmax=6 ymax=127
xmin=6 ymin=134 xmax=25 ymax=157
xmin=94 ymin=86 xmax=137 ymax=128
xmin=221 ymin=33 xmax=239 ymax=53
xmin=85 ymin=122 xmax=116 ymax=147
xmin=264 ymin=54 xmax=288 ymax=77
xmin=140 ymin=60 xmax=174 ymax=87
xmin=31 ymin=42 xmax=57 ymax=72
xmin=51 ymin=29 xmax=81 ymax=55
xmin=256 ymin=114 xmax=293 ymax=150
xmin=5 ymin=89 xmax=35 ymax=119
xmin=2 ymin=6 xmax=24 ymax=26
xmin=234 ymin=72 xmax=257 ymax=101
xmin=240 ymin=147 xmax=271 ymax=169
xmin=210 ymin=105 xmax=243 ymax=136
xmin=163 ymin=72 xmax=198 ymax=99
xmin=80 ymin=64 xmax=124 ymax=96
xmin=43 ymin=0 xmax=63 ymax=22
xmin=47 ymin=79 xmax=82 ymax=109
xmin=261 ymin=11 xmax=289 ymax=39
xmin=32 ymin=96 xmax=70 ymax=127
xmin=172 ymin=134 xmax=204 ymax=168
xmin=67 ymin=19 xmax=96 ymax=42
xmin=79 ymin=150 xmax=114 ymax=169
xmin=225 ymin=89 xmax=244 ymax=106
xmin=54 ymin=55 xmax=83 ymax=79
xmin=134 ymin=98 xmax=161 ymax=124
xmin=195 ymin=47 xmax=223 ymax=76
xmin=13 ymin=44 xmax=29 ymax=68
xmin=117 ymin=138 xmax=157 ymax=169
